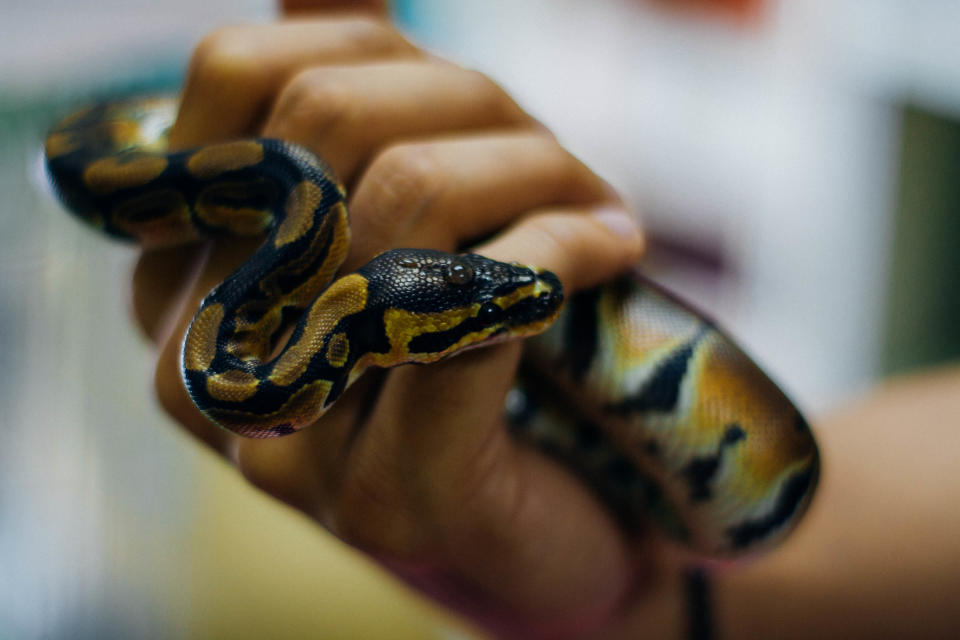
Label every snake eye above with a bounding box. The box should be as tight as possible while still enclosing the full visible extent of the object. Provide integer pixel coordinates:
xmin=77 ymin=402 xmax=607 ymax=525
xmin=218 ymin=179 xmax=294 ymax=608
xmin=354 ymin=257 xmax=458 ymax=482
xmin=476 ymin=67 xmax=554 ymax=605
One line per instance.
xmin=478 ymin=302 xmax=502 ymax=324
xmin=445 ymin=259 xmax=474 ymax=286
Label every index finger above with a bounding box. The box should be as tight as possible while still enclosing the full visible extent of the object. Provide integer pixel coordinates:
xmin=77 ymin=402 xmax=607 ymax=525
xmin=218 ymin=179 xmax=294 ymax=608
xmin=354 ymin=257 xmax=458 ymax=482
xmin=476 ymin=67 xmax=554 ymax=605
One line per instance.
xmin=169 ymin=16 xmax=418 ymax=148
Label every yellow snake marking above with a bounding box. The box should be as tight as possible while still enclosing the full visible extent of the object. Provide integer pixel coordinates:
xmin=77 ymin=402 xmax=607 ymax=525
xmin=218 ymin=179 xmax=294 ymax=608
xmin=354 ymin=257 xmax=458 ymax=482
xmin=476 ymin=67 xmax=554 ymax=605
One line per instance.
xmin=44 ymin=96 xmax=819 ymax=556
xmin=228 ymin=223 xmax=335 ymax=361
xmin=49 ymin=118 xmax=143 ymax=159
xmin=102 ymin=119 xmax=145 ymax=149
xmin=45 ymin=133 xmax=80 ymax=159
xmin=48 ymin=116 xmax=144 ymax=158
xmin=83 ymin=155 xmax=169 ymax=195
xmin=494 ymin=281 xmax=548 ymax=309
xmin=599 ymin=286 xmax=701 ymax=378
xmin=184 ymin=303 xmax=225 ymax=372
xmin=268 ymin=274 xmax=368 ymax=387
xmin=365 ymin=281 xmax=555 ymax=367
xmin=57 ymin=106 xmax=95 ymax=129
xmin=264 ymin=203 xmax=349 ymax=307
xmin=276 ymin=180 xmax=325 ymax=247
xmin=368 ymin=305 xmax=484 ymax=366
xmin=208 ymin=379 xmax=334 ymax=437
xmin=195 ymin=179 xmax=275 ymax=236
xmin=206 ymin=369 xmax=260 ymax=403
xmin=278 ymin=141 xmax=342 ymax=194
xmin=494 ymin=281 xmax=562 ymax=337
xmin=688 ymin=337 xmax=817 ymax=497
xmin=229 ymin=204 xmax=349 ymax=362
xmin=114 ymin=100 xmax=177 ymax=152
xmin=225 ymin=302 xmax=276 ymax=363
xmin=509 ymin=312 xmax=559 ymax=339
xmin=185 ymin=141 xmax=264 ymax=180
xmin=325 ymin=332 xmax=350 ymax=368
xmin=111 ymin=188 xmax=195 ymax=246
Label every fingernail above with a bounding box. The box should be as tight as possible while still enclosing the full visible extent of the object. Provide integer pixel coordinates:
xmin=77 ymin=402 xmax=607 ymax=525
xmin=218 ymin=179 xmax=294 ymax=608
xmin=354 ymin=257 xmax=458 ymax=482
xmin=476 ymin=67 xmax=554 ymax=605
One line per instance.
xmin=592 ymin=206 xmax=641 ymax=240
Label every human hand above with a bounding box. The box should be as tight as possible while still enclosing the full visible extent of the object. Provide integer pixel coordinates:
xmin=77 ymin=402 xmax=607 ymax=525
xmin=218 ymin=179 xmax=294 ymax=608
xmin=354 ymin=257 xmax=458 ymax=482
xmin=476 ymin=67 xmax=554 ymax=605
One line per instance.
xmin=135 ymin=4 xmax=647 ymax=638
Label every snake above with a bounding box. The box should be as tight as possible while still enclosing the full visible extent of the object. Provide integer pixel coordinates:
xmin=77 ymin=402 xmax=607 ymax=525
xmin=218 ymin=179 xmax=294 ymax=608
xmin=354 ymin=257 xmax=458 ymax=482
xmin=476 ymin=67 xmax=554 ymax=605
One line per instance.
xmin=45 ymin=96 xmax=819 ymax=557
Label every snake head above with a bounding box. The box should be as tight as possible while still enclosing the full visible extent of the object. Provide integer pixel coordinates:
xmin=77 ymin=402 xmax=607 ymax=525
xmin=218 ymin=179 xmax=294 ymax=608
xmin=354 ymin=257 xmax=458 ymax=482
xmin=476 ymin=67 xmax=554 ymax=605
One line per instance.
xmin=358 ymin=248 xmax=564 ymax=361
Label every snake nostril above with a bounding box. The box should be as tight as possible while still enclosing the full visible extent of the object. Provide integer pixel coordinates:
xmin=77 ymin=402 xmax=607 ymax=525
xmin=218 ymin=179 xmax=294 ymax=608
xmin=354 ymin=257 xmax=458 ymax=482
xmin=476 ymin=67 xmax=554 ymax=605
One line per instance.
xmin=537 ymin=294 xmax=555 ymax=309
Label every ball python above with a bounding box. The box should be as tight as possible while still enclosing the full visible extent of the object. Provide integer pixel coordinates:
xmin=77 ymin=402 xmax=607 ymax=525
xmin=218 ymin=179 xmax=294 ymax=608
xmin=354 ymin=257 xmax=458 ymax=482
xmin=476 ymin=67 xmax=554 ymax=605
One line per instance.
xmin=45 ymin=96 xmax=819 ymax=557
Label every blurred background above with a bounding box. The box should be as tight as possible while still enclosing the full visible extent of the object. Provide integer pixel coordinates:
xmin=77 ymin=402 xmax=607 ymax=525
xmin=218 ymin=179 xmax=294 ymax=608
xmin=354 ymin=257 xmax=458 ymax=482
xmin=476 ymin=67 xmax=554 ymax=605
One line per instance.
xmin=1 ymin=0 xmax=957 ymax=637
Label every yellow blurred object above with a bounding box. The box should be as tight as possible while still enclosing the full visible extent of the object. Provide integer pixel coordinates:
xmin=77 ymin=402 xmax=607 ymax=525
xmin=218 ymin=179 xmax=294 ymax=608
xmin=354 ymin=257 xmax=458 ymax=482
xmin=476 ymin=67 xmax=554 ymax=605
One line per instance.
xmin=183 ymin=447 xmax=480 ymax=639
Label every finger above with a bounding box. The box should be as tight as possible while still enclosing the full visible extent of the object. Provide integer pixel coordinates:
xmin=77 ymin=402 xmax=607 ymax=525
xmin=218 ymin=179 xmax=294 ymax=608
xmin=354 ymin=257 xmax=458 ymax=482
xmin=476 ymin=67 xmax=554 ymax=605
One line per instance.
xmin=232 ymin=371 xmax=384 ymax=516
xmin=352 ymin=204 xmax=640 ymax=475
xmin=152 ymin=237 xmax=263 ymax=454
xmin=343 ymin=131 xmax=613 ymax=271
xmin=170 ymin=17 xmax=419 ymax=148
xmin=281 ymin=0 xmax=390 ymax=16
xmin=352 ymin=344 xmax=634 ymax=627
xmin=231 ymin=205 xmax=641 ymax=495
xmin=158 ymin=61 xmax=535 ymax=482
xmin=196 ymin=136 xmax=623 ymax=509
xmin=263 ymin=61 xmax=534 ymax=183
xmin=152 ymin=234 xmax=381 ymax=479
xmin=336 ymin=206 xmax=642 ymax=584
xmin=131 ymin=244 xmax=205 ymax=345
xmin=477 ymin=205 xmax=644 ymax=293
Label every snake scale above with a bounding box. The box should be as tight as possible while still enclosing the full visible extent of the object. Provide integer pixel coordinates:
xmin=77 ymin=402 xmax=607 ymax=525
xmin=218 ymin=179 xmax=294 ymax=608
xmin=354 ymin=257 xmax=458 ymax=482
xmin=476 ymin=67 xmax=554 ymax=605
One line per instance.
xmin=45 ymin=96 xmax=819 ymax=557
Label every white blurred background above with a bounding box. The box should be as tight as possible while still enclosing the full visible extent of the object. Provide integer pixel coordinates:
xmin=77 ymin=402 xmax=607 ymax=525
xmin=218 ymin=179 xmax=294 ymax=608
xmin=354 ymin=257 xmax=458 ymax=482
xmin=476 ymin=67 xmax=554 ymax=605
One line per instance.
xmin=1 ymin=0 xmax=958 ymax=637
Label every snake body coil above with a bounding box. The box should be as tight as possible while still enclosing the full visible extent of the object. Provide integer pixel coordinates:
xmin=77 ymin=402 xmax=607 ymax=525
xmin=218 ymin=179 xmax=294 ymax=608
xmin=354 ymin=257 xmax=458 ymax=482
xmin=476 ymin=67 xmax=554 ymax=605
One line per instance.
xmin=46 ymin=97 xmax=819 ymax=557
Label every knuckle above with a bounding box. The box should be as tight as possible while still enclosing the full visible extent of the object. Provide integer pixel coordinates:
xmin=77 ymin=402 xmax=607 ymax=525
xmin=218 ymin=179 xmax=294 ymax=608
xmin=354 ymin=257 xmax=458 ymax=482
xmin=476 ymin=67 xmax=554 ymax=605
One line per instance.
xmin=360 ymin=143 xmax=446 ymax=224
xmin=190 ymin=25 xmax=261 ymax=83
xmin=235 ymin=447 xmax=293 ymax=502
xmin=558 ymin=148 xmax=597 ymax=188
xmin=339 ymin=15 xmax=413 ymax=55
xmin=270 ymin=68 xmax=354 ymax=138
xmin=235 ymin=455 xmax=278 ymax=495
xmin=463 ymin=69 xmax=525 ymax=121
xmin=329 ymin=468 xmax=421 ymax=554
xmin=514 ymin=132 xmax=605 ymax=202
xmin=539 ymin=136 xmax=597 ymax=192
xmin=153 ymin=359 xmax=184 ymax=424
xmin=328 ymin=494 xmax=378 ymax=548
xmin=523 ymin=214 xmax=579 ymax=256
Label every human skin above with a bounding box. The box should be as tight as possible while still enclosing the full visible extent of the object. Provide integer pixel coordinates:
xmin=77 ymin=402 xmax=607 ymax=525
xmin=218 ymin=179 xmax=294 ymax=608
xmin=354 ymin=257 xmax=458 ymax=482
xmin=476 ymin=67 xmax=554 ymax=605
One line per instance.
xmin=133 ymin=3 xmax=960 ymax=638
xmin=583 ymin=363 xmax=960 ymax=639
xmin=138 ymin=4 xmax=645 ymax=638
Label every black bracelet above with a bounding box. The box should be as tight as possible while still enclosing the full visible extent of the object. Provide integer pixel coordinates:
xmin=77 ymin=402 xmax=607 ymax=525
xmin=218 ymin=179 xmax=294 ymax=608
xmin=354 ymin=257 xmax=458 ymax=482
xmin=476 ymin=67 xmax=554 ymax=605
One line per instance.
xmin=685 ymin=568 xmax=715 ymax=640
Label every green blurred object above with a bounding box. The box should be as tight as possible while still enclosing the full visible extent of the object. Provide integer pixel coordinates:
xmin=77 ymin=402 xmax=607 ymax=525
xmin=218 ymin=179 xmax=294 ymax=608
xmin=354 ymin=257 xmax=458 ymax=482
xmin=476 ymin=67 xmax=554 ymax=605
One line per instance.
xmin=883 ymin=106 xmax=960 ymax=374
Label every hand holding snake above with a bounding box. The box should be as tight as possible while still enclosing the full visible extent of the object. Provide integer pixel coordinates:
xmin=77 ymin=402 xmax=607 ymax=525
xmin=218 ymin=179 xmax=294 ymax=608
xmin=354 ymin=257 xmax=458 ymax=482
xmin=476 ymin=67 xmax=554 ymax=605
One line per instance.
xmin=47 ymin=5 xmax=818 ymax=638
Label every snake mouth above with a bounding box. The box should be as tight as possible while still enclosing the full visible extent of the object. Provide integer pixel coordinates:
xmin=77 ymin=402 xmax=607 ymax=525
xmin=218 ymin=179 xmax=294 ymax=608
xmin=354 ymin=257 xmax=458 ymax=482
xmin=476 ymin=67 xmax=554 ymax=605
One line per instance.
xmin=497 ymin=265 xmax=564 ymax=337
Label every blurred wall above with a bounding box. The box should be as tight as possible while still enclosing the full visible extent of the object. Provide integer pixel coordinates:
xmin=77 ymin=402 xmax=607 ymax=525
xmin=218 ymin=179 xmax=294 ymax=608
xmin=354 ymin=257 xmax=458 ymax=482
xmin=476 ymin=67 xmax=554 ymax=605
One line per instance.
xmin=400 ymin=0 xmax=960 ymax=412
xmin=2 ymin=0 xmax=958 ymax=637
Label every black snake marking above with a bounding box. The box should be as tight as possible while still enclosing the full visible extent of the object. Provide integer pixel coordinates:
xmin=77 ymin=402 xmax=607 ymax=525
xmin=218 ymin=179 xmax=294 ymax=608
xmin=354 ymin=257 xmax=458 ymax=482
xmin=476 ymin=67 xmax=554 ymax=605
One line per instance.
xmin=46 ymin=96 xmax=819 ymax=557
